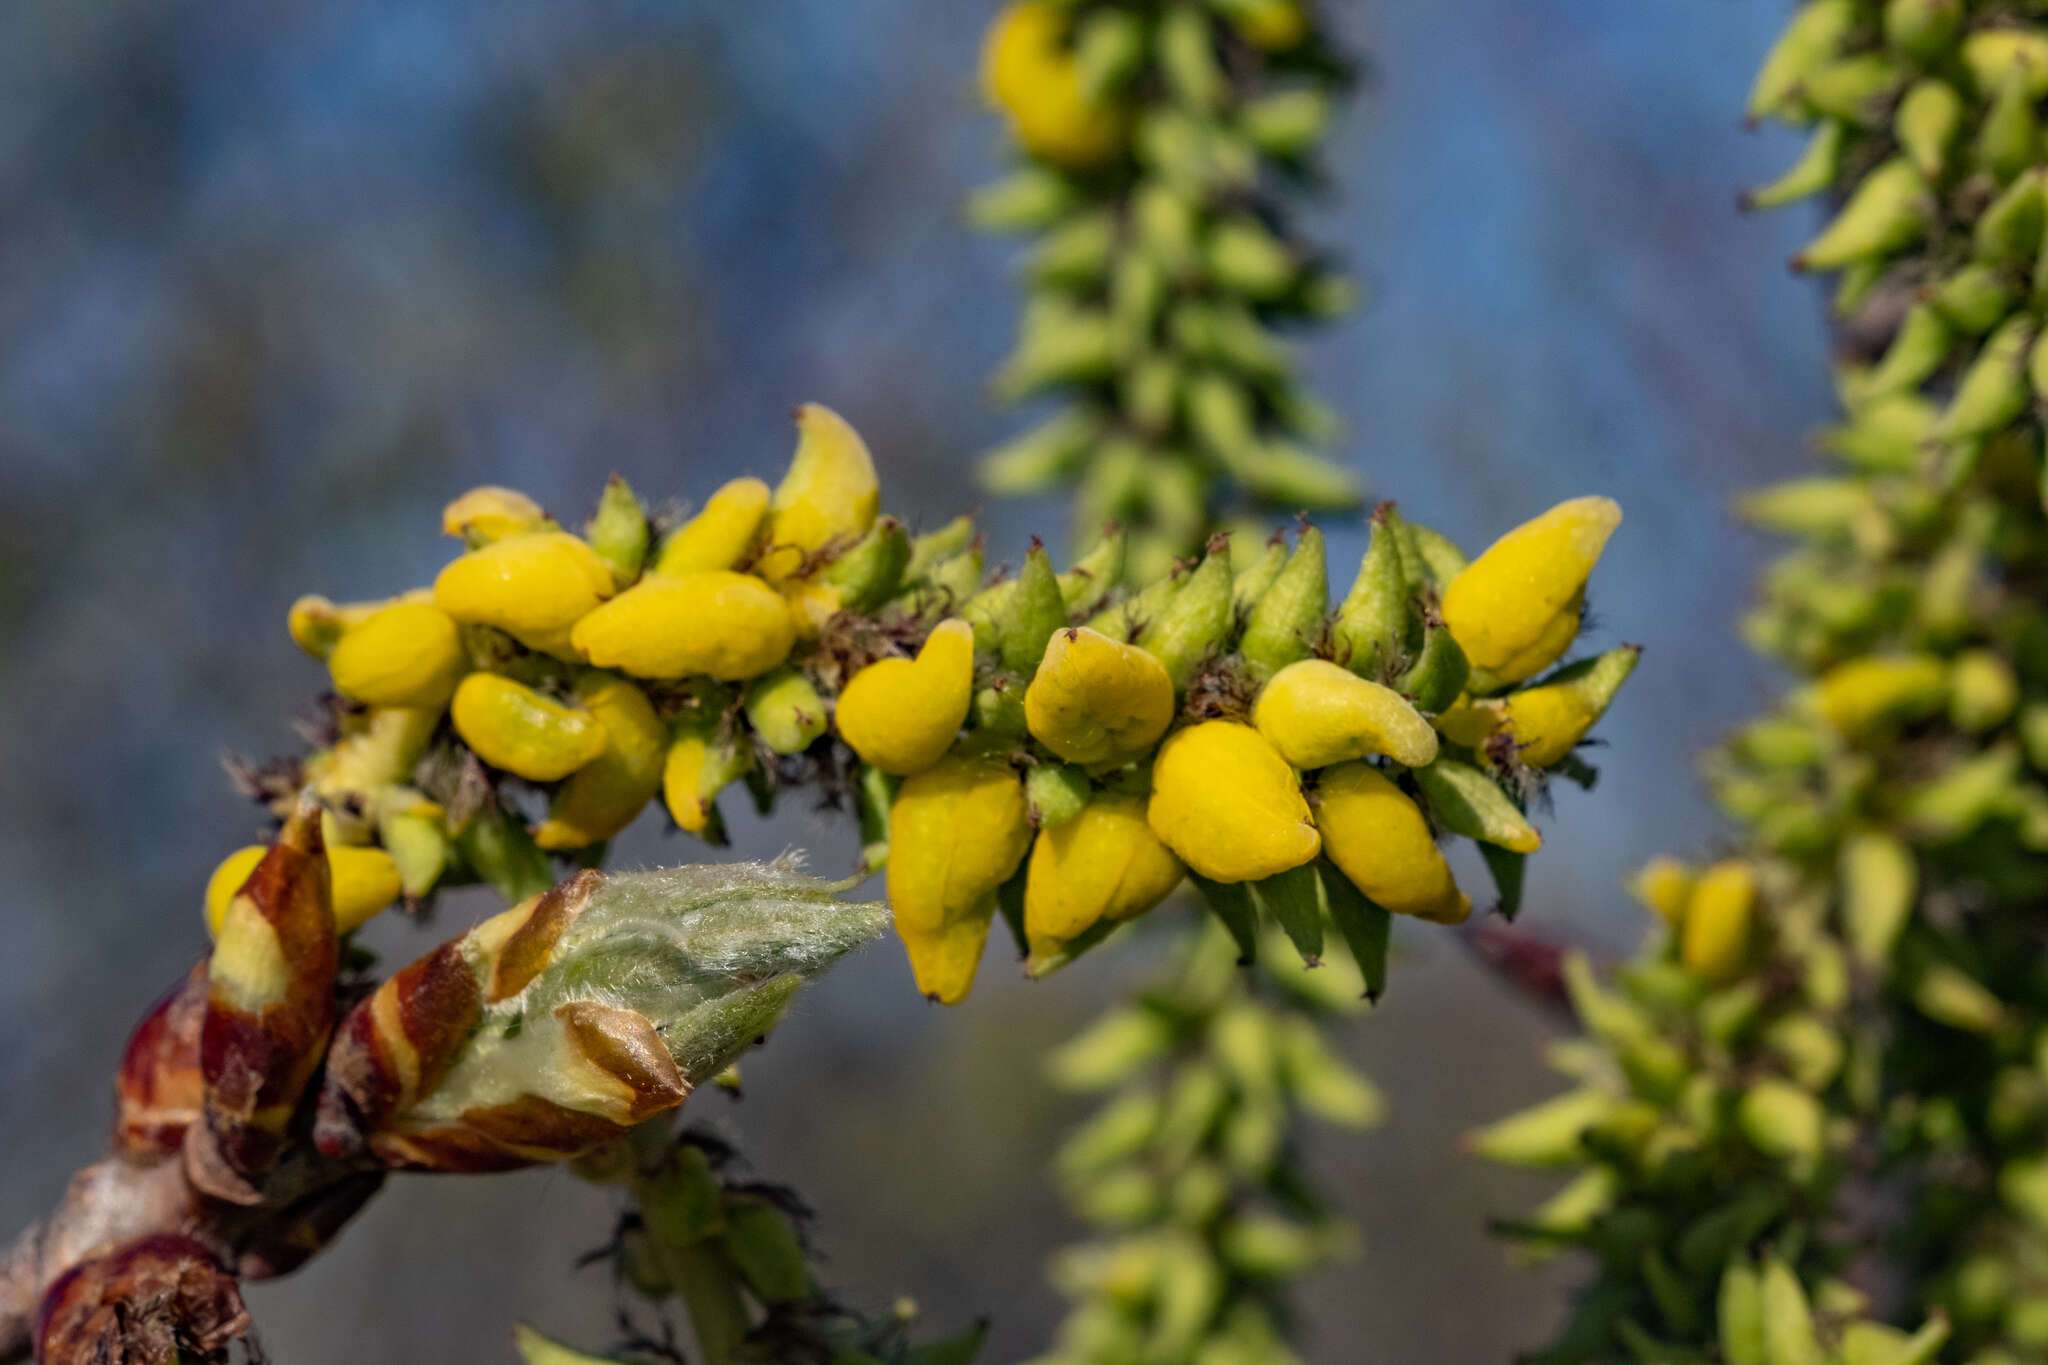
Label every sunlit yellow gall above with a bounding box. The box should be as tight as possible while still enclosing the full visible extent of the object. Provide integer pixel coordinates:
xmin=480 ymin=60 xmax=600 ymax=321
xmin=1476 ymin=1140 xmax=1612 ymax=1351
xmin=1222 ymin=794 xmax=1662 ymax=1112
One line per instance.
xmin=1315 ymin=762 xmax=1470 ymax=923
xmin=441 ymin=486 xmax=548 ymax=544
xmin=756 ymin=404 xmax=881 ymax=584
xmin=450 ymin=673 xmax=609 ymax=781
xmin=1252 ymin=659 xmax=1439 ymax=770
xmin=982 ymin=2 xmax=1127 ymax=169
xmin=888 ymin=754 xmax=1034 ymax=1003
xmin=1441 ymin=496 xmax=1620 ymax=675
xmin=836 ymin=619 xmax=975 ymax=776
xmin=433 ymin=531 xmax=617 ymax=654
xmin=326 ymin=601 xmax=467 ymax=709
xmin=1025 ymin=793 xmax=1184 ymax=958
xmin=1146 ymin=721 xmax=1320 ymax=884
xmin=570 ymin=571 xmax=796 ymax=680
xmin=1025 ymin=627 xmax=1175 ymax=768
xmin=661 ymin=732 xmax=714 ymax=834
xmin=654 ymin=477 xmax=771 ymax=576
xmin=534 ymin=674 xmax=667 ymax=849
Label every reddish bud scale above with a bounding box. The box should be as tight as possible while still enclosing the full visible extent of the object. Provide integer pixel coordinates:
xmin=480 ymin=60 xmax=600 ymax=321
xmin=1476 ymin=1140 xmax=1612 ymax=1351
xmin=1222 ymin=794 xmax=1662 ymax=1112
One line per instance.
xmin=312 ymin=938 xmax=482 ymax=1160
xmin=198 ymin=807 xmax=338 ymax=1189
xmin=114 ymin=961 xmax=210 ymax=1159
xmin=314 ymin=869 xmax=687 ymax=1171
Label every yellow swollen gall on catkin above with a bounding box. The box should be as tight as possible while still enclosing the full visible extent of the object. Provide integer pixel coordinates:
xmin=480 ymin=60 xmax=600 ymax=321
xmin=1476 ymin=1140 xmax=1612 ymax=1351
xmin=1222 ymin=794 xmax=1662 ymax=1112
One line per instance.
xmin=533 ymin=674 xmax=668 ymax=849
xmin=440 ymin=485 xmax=549 ymax=544
xmin=1679 ymin=858 xmax=1755 ymax=983
xmin=1494 ymin=646 xmax=1641 ymax=768
xmin=756 ymin=403 xmax=881 ymax=584
xmin=1233 ymin=0 xmax=1310 ymax=52
xmin=1440 ymin=496 xmax=1621 ymax=680
xmin=981 ymin=2 xmax=1127 ymax=169
xmin=450 ymin=673 xmax=610 ymax=782
xmin=653 ymin=476 xmax=771 ymax=576
xmin=1251 ymin=659 xmax=1440 ymax=770
xmin=660 ymin=730 xmax=714 ymax=835
xmin=1628 ymin=856 xmax=1694 ymax=927
xmin=205 ymin=842 xmax=402 ymax=937
xmin=1433 ymin=694 xmax=1503 ymax=748
xmin=432 ymin=530 xmax=617 ymax=655
xmin=1024 ymin=626 xmax=1176 ymax=768
xmin=1024 ymin=793 xmax=1185 ymax=960
xmin=835 ymin=619 xmax=975 ymax=776
xmin=887 ymin=753 xmax=1034 ymax=1003
xmin=570 ymin=571 xmax=796 ymax=680
xmin=1314 ymin=761 xmax=1471 ymax=924
xmin=325 ymin=600 xmax=467 ymax=709
xmin=1146 ymin=721 xmax=1320 ymax=883
xmin=1809 ymin=653 xmax=1948 ymax=738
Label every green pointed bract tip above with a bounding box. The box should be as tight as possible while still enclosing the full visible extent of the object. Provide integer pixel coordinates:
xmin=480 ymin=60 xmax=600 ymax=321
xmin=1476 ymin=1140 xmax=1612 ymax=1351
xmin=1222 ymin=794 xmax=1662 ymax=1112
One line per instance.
xmin=821 ymin=515 xmax=911 ymax=611
xmin=1398 ymin=615 xmax=1470 ymax=712
xmin=1059 ymin=523 xmax=1125 ymax=611
xmin=1229 ymin=532 xmax=1288 ymax=615
xmin=1004 ymin=542 xmax=1070 ymax=675
xmin=585 ymin=474 xmax=648 ymax=587
xmin=1138 ymin=538 xmax=1234 ymax=690
xmin=906 ymin=515 xmax=976 ymax=580
xmin=1331 ymin=504 xmax=1414 ymax=678
xmin=1792 ymin=157 xmax=1929 ymax=274
xmin=1239 ymin=524 xmax=1327 ymax=679
xmin=1414 ymin=759 xmax=1540 ymax=854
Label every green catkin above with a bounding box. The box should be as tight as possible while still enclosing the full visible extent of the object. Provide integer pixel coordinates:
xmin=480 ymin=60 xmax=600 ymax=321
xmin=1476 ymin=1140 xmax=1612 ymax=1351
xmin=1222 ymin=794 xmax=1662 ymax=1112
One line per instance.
xmin=974 ymin=0 xmax=1362 ymax=579
xmin=1482 ymin=6 xmax=2048 ymax=1362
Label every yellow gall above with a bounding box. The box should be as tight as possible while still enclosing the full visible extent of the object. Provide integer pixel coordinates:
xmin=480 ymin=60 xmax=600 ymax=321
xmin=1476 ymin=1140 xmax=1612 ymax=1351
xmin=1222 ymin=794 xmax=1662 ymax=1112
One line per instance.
xmin=533 ymin=674 xmax=667 ymax=849
xmin=570 ymin=571 xmax=796 ymax=680
xmin=757 ymin=404 xmax=881 ymax=583
xmin=1812 ymin=654 xmax=1948 ymax=738
xmin=888 ymin=753 xmax=1034 ymax=1003
xmin=326 ymin=600 xmax=467 ymax=709
xmin=1252 ymin=659 xmax=1440 ymax=770
xmin=837 ymin=619 xmax=975 ymax=776
xmin=1440 ymin=496 xmax=1620 ymax=676
xmin=982 ymin=2 xmax=1127 ymax=169
xmin=654 ymin=477 xmax=771 ymax=576
xmin=1629 ymin=856 xmax=1695 ymax=927
xmin=1025 ymin=793 xmax=1184 ymax=958
xmin=450 ymin=673 xmax=610 ymax=782
xmin=1146 ymin=721 xmax=1321 ymax=884
xmin=432 ymin=531 xmax=617 ymax=654
xmin=1680 ymin=859 xmax=1756 ymax=983
xmin=1315 ymin=761 xmax=1470 ymax=924
xmin=1025 ymin=627 xmax=1175 ymax=768
xmin=661 ymin=731 xmax=714 ymax=834
xmin=441 ymin=485 xmax=548 ymax=544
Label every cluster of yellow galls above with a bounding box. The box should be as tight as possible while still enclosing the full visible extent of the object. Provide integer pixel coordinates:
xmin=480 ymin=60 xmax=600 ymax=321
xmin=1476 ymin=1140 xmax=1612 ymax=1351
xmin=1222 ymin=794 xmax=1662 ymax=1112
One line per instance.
xmin=205 ymin=403 xmax=884 ymax=939
xmin=199 ymin=399 xmax=1630 ymax=1010
xmin=870 ymin=495 xmax=1627 ymax=1003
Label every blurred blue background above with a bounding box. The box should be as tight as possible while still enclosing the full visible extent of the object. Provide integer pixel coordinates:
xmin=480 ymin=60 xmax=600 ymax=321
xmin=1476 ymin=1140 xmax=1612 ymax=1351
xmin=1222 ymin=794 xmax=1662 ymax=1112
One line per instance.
xmin=0 ymin=1 xmax=1836 ymax=1360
